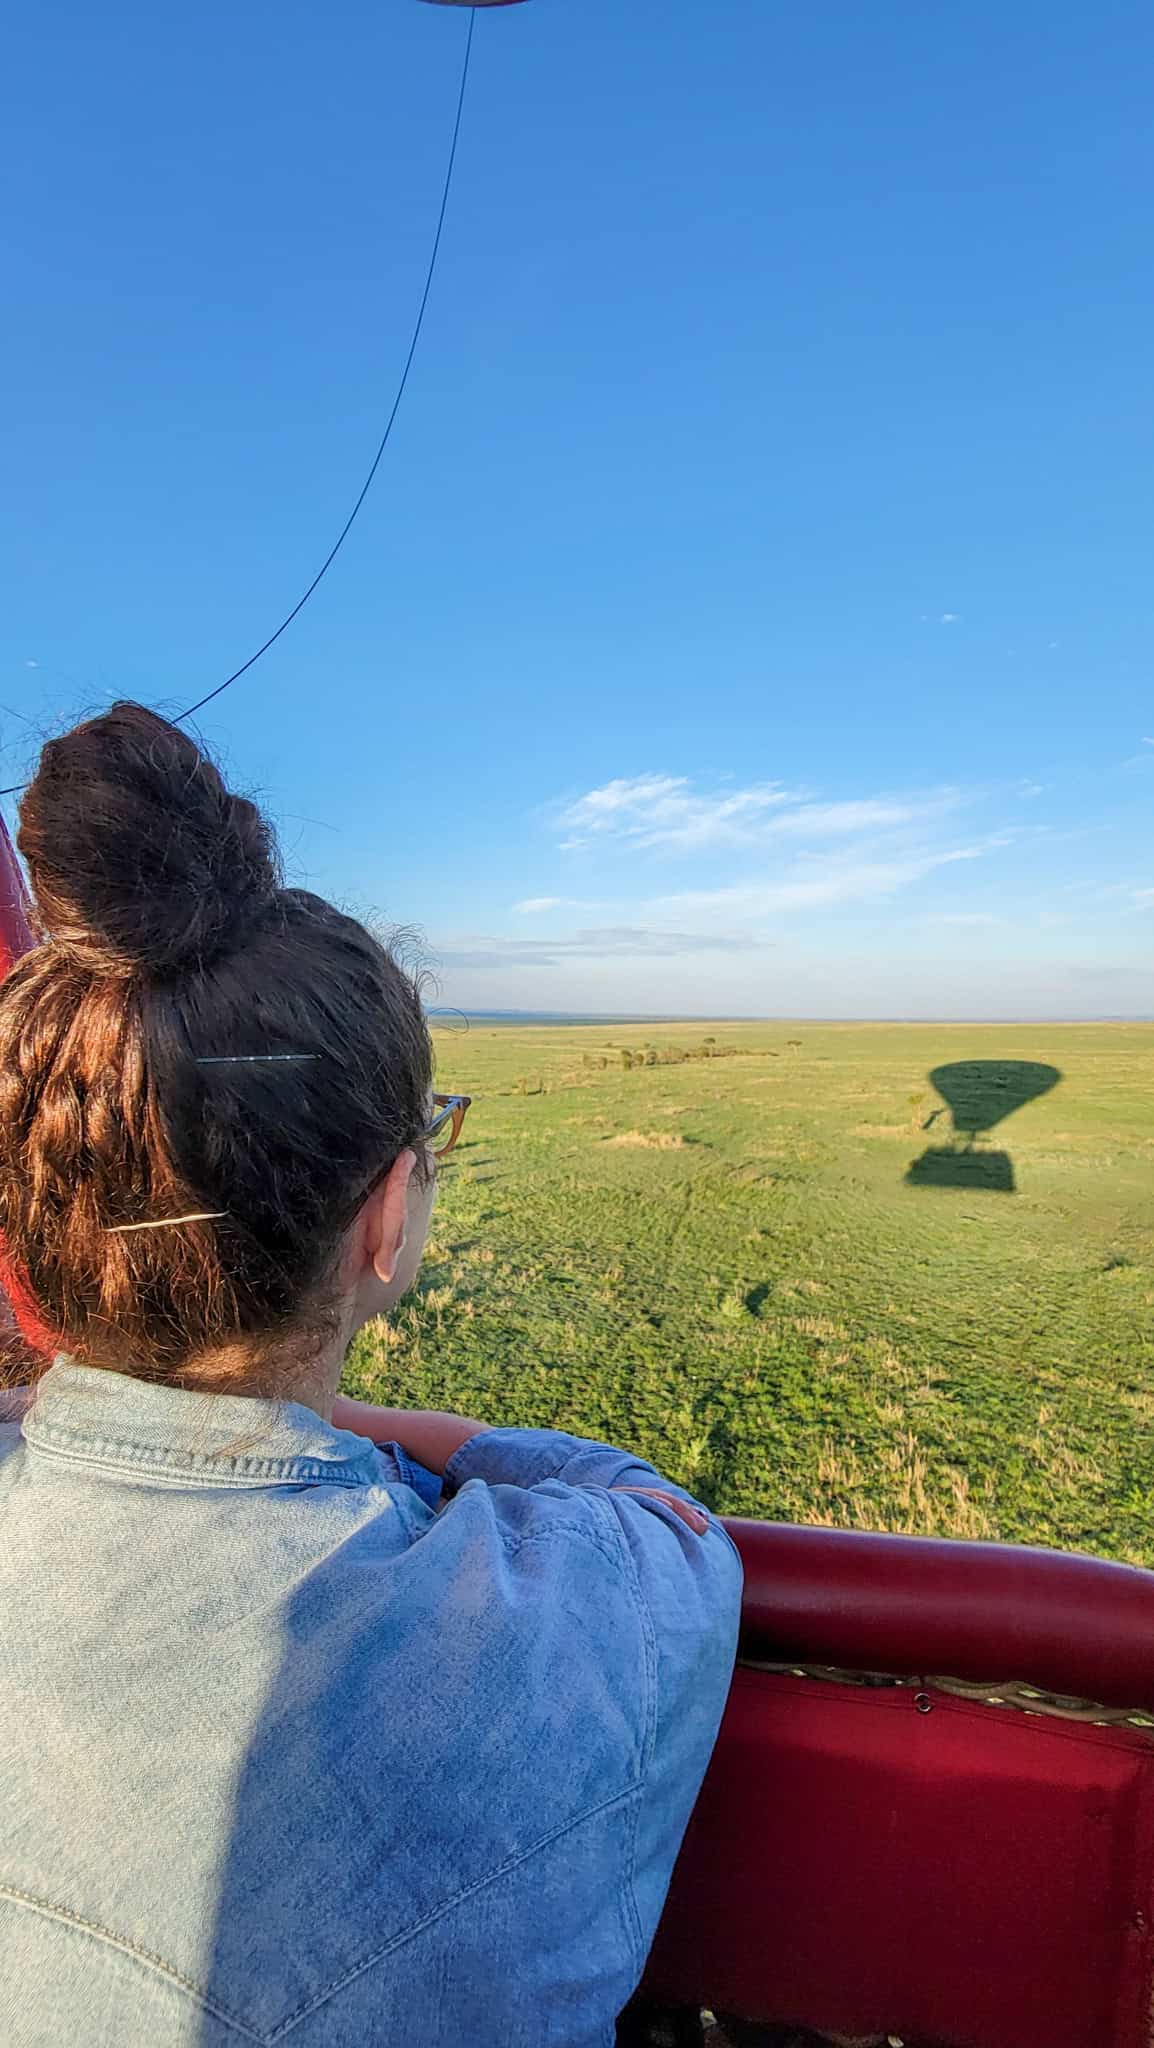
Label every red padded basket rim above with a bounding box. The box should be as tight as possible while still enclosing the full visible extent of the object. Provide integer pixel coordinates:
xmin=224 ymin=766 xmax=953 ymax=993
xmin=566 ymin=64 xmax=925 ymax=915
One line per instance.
xmin=726 ymin=1518 xmax=1154 ymax=1714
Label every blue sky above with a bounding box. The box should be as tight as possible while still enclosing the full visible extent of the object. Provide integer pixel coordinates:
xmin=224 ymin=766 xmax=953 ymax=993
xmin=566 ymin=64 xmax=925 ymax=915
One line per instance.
xmin=2 ymin=0 xmax=1151 ymax=1017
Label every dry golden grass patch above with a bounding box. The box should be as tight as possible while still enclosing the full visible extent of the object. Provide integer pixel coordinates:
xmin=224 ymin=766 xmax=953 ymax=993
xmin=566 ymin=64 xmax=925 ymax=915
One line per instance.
xmin=605 ymin=1130 xmax=686 ymax=1150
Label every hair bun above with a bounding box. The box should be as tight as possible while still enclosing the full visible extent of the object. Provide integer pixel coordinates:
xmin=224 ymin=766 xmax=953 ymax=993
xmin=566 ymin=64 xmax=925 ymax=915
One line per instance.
xmin=17 ymin=703 xmax=281 ymax=979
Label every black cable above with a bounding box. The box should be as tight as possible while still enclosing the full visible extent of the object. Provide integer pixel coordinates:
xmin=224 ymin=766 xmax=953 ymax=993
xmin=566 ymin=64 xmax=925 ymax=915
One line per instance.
xmin=0 ymin=9 xmax=477 ymax=792
xmin=177 ymin=7 xmax=476 ymax=723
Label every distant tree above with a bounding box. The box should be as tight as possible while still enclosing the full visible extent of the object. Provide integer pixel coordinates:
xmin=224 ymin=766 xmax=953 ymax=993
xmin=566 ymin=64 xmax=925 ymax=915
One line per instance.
xmin=704 ymin=1036 xmax=716 ymax=1045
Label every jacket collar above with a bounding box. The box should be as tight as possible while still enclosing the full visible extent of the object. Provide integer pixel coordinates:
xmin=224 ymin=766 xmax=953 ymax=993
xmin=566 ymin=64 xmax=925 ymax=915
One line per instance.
xmin=21 ymin=1359 xmax=381 ymax=1487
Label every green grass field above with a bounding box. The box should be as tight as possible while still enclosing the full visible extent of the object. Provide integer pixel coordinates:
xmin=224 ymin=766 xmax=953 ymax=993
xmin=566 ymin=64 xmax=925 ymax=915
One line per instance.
xmin=346 ymin=1021 xmax=1154 ymax=1564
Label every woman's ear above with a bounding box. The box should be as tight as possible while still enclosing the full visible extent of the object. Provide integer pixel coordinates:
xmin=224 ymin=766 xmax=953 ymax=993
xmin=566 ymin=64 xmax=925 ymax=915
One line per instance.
xmin=360 ymin=1149 xmax=417 ymax=1286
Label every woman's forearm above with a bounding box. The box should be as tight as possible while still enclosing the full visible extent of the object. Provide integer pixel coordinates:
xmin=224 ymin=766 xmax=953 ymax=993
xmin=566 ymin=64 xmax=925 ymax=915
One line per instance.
xmin=331 ymin=1393 xmax=491 ymax=1476
xmin=332 ymin=1397 xmax=710 ymax=1532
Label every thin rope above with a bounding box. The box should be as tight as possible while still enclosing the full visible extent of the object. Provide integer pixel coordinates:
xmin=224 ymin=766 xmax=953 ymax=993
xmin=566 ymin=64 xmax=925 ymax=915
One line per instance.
xmin=176 ymin=8 xmax=476 ymax=723
xmin=0 ymin=9 xmax=477 ymax=794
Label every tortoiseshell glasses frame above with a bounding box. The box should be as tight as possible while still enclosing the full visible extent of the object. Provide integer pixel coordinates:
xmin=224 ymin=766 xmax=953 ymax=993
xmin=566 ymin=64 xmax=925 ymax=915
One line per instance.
xmin=424 ymin=1093 xmax=472 ymax=1159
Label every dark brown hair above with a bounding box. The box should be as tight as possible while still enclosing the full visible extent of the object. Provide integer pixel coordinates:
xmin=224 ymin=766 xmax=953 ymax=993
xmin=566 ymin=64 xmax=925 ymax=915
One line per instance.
xmin=0 ymin=703 xmax=432 ymax=1382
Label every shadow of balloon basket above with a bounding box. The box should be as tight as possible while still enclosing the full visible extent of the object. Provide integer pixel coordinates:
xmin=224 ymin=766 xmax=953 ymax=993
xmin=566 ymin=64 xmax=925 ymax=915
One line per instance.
xmin=904 ymin=1059 xmax=1061 ymax=1196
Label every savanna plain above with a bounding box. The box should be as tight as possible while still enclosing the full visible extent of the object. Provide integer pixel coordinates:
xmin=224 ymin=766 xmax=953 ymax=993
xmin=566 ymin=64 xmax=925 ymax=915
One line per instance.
xmin=346 ymin=1021 xmax=1154 ymax=1564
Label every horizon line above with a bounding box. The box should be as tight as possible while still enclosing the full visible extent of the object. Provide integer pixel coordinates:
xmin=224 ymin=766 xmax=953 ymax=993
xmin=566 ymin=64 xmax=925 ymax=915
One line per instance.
xmin=428 ymin=1009 xmax=1154 ymax=1026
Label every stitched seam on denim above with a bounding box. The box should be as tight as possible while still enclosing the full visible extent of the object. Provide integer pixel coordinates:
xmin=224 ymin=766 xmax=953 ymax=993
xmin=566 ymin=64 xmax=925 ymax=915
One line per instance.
xmin=0 ymin=1883 xmax=264 ymax=2043
xmin=384 ymin=1447 xmax=441 ymax=1516
xmin=22 ymin=1434 xmax=374 ymax=1487
xmin=267 ymin=1782 xmax=641 ymax=2041
xmin=586 ymin=1489 xmax=659 ymax=1974
xmin=364 ymin=1481 xmax=424 ymax=1545
xmin=441 ymin=1481 xmax=633 ymax=1578
xmin=389 ymin=1446 xmax=417 ymax=1492
xmin=499 ymin=1513 xmax=629 ymax=1575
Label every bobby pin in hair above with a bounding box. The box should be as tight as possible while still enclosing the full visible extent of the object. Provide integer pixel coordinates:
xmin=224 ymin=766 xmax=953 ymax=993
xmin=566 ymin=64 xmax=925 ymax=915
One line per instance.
xmin=195 ymin=1055 xmax=319 ymax=1066
xmin=105 ymin=1213 xmax=227 ymax=1235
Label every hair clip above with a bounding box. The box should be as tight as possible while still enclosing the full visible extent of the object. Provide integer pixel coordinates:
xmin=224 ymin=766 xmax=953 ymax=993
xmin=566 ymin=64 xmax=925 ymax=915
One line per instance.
xmin=195 ymin=1055 xmax=319 ymax=1066
xmin=105 ymin=1212 xmax=227 ymax=1235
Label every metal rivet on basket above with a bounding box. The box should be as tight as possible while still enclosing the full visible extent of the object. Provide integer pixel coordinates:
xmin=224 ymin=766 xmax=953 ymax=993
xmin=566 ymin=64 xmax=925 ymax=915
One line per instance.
xmin=915 ymin=1691 xmax=933 ymax=1715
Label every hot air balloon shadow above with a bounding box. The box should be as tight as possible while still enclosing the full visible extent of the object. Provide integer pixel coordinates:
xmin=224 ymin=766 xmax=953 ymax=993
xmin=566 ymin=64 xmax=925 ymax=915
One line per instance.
xmin=904 ymin=1060 xmax=1061 ymax=1194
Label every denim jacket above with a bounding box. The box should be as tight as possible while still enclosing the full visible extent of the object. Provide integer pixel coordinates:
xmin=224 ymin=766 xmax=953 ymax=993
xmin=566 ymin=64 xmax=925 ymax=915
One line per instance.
xmin=0 ymin=1362 xmax=742 ymax=2046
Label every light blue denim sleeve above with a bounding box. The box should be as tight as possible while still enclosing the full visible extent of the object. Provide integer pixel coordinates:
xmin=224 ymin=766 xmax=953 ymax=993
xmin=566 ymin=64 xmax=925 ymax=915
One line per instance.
xmin=444 ymin=1425 xmax=711 ymax=1507
xmin=597 ymin=1487 xmax=743 ymax=1955
xmin=373 ymin=1440 xmax=443 ymax=1511
xmin=444 ymin=1426 xmax=744 ymax=1963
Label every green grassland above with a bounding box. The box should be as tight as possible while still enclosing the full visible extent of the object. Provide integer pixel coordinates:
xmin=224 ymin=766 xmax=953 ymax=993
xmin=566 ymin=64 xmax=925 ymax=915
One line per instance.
xmin=346 ymin=1021 xmax=1154 ymax=1564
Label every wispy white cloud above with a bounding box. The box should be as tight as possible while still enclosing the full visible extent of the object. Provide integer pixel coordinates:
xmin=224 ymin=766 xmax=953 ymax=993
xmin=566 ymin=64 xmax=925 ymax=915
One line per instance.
xmin=941 ymin=612 xmax=960 ymax=624
xmin=437 ymin=926 xmax=760 ymax=970
xmin=512 ymin=773 xmax=1018 ymax=936
xmin=647 ymin=844 xmax=991 ymax=921
xmin=556 ymin=775 xmax=799 ymax=853
xmin=761 ymin=796 xmax=955 ymax=839
xmin=435 ymin=754 xmax=1149 ymax=1011
xmin=554 ymin=773 xmax=958 ymax=855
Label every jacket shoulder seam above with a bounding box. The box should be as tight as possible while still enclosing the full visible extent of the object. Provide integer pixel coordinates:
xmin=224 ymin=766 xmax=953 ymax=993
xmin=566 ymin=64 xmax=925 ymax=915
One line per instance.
xmin=0 ymin=1883 xmax=263 ymax=2043
xmin=269 ymin=1782 xmax=642 ymax=2040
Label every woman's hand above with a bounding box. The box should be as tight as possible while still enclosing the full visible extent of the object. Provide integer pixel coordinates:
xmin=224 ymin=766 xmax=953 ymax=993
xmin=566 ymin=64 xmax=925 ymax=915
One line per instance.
xmin=612 ymin=1486 xmax=710 ymax=1535
xmin=331 ymin=1393 xmax=491 ymax=1477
